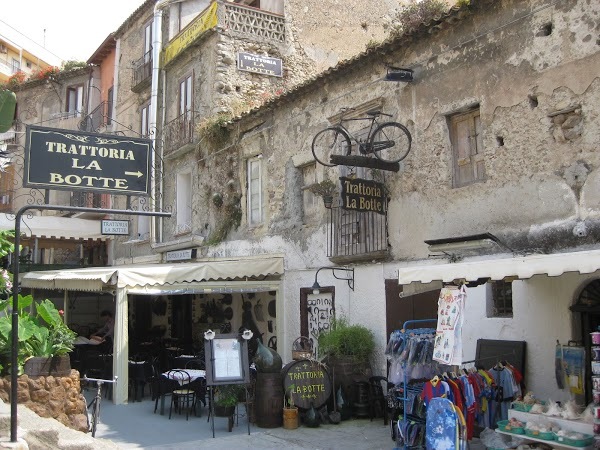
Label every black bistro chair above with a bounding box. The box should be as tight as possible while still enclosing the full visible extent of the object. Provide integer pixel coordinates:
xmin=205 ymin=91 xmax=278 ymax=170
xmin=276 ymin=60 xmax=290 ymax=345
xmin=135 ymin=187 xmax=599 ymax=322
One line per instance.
xmin=166 ymin=369 xmax=197 ymax=420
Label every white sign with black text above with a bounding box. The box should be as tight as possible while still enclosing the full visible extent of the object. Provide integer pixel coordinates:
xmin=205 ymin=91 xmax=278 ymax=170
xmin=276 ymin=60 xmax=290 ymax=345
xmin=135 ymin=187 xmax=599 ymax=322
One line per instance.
xmin=101 ymin=220 xmax=130 ymax=235
xmin=237 ymin=52 xmax=282 ymax=77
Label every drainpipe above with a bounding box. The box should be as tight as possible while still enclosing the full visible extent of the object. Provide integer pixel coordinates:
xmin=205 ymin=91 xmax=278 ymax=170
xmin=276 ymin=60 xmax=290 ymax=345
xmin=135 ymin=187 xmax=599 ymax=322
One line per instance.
xmin=149 ymin=0 xmax=170 ymax=245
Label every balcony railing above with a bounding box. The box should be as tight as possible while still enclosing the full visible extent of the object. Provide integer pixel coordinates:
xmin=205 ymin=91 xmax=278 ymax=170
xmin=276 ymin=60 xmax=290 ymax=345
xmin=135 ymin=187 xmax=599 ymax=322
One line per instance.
xmin=132 ymin=50 xmax=152 ymax=91
xmin=327 ymin=200 xmax=389 ymax=262
xmin=78 ymin=101 xmax=110 ymax=133
xmin=220 ymin=1 xmax=285 ymax=43
xmin=164 ymin=111 xmax=196 ymax=154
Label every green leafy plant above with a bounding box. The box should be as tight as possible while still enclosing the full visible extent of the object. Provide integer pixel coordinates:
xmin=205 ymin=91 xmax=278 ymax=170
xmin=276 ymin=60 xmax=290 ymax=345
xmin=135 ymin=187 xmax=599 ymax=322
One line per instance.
xmin=214 ymin=384 xmax=244 ymax=407
xmin=308 ymin=179 xmax=338 ymax=197
xmin=62 ymin=60 xmax=88 ymax=71
xmin=317 ymin=317 xmax=375 ymax=364
xmin=197 ymin=112 xmax=232 ymax=145
xmin=0 ymin=295 xmax=77 ymax=374
xmin=285 ymin=383 xmax=296 ymax=409
xmin=392 ymin=0 xmax=448 ymax=35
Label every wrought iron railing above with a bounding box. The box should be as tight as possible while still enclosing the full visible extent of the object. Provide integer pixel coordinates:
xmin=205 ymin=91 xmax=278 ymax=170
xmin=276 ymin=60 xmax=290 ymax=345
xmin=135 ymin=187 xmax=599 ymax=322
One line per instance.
xmin=132 ymin=50 xmax=152 ymax=90
xmin=71 ymin=191 xmax=103 ymax=208
xmin=220 ymin=1 xmax=285 ymax=43
xmin=164 ymin=111 xmax=196 ymax=153
xmin=78 ymin=101 xmax=109 ymax=132
xmin=327 ymin=200 xmax=389 ymax=260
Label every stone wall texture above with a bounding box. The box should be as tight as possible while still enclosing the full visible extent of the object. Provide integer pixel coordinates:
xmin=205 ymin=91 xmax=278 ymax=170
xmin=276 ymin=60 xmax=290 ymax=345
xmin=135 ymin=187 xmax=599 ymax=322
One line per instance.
xmin=0 ymin=370 xmax=88 ymax=433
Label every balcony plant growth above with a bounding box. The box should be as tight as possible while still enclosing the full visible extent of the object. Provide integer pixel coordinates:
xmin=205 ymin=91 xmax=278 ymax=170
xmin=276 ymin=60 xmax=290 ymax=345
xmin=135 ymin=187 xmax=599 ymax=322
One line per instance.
xmin=308 ymin=179 xmax=338 ymax=209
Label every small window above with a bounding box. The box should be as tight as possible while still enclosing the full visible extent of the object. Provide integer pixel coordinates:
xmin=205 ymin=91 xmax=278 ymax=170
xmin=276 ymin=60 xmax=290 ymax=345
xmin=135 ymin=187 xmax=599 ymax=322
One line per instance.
xmin=176 ymin=171 xmax=192 ymax=234
xmin=107 ymin=87 xmax=114 ymax=125
xmin=179 ymin=73 xmax=193 ymax=116
xmin=144 ymin=21 xmax=153 ymax=61
xmin=301 ymin=163 xmax=318 ymax=220
xmin=25 ymin=60 xmax=31 ymax=69
xmin=140 ymin=103 xmax=151 ymax=137
xmin=486 ymin=280 xmax=513 ymax=318
xmin=66 ymin=85 xmax=84 ymax=117
xmin=137 ymin=215 xmax=150 ymax=240
xmin=247 ymin=156 xmax=264 ymax=226
xmin=450 ymin=107 xmax=484 ymax=187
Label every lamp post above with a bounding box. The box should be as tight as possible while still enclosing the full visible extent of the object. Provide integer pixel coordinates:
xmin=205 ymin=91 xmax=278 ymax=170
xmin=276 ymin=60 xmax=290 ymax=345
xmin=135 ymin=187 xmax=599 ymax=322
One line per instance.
xmin=312 ymin=266 xmax=354 ymax=294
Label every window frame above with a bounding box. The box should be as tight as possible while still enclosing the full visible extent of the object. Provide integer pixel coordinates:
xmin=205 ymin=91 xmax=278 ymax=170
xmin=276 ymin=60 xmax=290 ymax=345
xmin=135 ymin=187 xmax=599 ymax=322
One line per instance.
xmin=66 ymin=84 xmax=84 ymax=118
xmin=144 ymin=21 xmax=153 ymax=61
xmin=176 ymin=170 xmax=192 ymax=235
xmin=140 ymin=103 xmax=151 ymax=138
xmin=247 ymin=156 xmax=264 ymax=226
xmin=450 ymin=107 xmax=485 ymax=188
xmin=300 ymin=162 xmax=318 ymax=221
xmin=178 ymin=72 xmax=193 ymax=117
xmin=486 ymin=280 xmax=513 ymax=318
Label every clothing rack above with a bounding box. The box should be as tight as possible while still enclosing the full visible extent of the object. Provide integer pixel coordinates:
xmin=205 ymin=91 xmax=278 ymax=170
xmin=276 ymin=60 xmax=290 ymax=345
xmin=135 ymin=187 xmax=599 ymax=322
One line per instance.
xmin=460 ymin=350 xmax=516 ymax=366
xmin=399 ymin=319 xmax=437 ymax=450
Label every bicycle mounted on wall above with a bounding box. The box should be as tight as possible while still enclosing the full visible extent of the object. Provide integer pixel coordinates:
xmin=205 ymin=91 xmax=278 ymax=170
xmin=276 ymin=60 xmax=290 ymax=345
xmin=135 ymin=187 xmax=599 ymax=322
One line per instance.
xmin=311 ymin=108 xmax=412 ymax=172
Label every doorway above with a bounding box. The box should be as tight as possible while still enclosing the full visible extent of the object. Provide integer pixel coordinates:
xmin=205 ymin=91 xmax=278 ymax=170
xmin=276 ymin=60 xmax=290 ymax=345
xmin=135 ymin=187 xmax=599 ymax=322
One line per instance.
xmin=171 ymin=294 xmax=193 ymax=347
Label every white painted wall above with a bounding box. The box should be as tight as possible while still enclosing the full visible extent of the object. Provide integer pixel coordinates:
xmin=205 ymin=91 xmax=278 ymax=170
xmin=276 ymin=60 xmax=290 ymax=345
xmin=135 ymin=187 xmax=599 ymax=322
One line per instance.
xmin=461 ymin=271 xmax=599 ymax=403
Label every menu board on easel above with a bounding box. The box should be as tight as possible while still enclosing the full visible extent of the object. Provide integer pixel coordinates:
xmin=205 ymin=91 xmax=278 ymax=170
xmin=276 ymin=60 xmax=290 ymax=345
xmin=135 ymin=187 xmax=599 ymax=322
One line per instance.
xmin=204 ymin=333 xmax=250 ymax=386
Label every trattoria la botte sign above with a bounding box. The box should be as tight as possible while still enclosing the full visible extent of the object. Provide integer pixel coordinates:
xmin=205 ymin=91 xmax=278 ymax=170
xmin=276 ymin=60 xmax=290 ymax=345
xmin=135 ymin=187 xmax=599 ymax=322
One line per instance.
xmin=340 ymin=177 xmax=387 ymax=215
xmin=24 ymin=125 xmax=151 ymax=195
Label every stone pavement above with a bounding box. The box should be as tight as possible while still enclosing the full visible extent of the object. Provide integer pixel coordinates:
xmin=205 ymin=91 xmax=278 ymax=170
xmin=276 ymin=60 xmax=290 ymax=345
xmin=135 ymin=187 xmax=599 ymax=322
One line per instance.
xmin=0 ymin=395 xmax=488 ymax=449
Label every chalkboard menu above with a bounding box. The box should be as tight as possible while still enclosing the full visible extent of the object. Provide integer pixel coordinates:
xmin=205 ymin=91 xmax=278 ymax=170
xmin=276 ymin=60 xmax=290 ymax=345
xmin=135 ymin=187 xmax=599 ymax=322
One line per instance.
xmin=282 ymin=359 xmax=332 ymax=409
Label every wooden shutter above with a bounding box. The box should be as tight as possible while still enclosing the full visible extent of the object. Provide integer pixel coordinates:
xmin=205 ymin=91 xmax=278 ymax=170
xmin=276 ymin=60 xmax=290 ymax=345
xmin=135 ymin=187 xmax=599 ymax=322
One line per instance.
xmin=452 ymin=109 xmax=484 ymax=187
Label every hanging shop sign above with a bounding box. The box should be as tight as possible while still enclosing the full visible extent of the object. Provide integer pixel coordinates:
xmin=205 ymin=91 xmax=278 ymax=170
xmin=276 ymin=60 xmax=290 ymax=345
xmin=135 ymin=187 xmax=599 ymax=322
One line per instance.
xmin=24 ymin=125 xmax=152 ymax=195
xmin=340 ymin=177 xmax=386 ymax=215
xmin=161 ymin=1 xmax=218 ymax=66
xmin=165 ymin=248 xmax=197 ymax=262
xmin=101 ymin=220 xmax=130 ymax=235
xmin=237 ymin=52 xmax=283 ymax=77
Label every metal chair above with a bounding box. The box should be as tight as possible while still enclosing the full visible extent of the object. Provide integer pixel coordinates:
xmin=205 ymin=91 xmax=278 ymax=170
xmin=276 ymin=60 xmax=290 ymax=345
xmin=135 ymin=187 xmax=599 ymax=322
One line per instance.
xmin=368 ymin=375 xmax=389 ymax=425
xmin=167 ymin=369 xmax=197 ymax=420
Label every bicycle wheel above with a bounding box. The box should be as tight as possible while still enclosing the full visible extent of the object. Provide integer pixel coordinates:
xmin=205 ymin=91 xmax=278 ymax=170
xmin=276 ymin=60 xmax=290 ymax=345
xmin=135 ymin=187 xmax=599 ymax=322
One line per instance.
xmin=370 ymin=122 xmax=412 ymax=163
xmin=312 ymin=127 xmax=352 ymax=167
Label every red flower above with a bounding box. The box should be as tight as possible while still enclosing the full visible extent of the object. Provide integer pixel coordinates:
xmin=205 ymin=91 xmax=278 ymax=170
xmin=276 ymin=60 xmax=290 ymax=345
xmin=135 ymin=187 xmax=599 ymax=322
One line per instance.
xmin=58 ymin=309 xmax=64 ymax=316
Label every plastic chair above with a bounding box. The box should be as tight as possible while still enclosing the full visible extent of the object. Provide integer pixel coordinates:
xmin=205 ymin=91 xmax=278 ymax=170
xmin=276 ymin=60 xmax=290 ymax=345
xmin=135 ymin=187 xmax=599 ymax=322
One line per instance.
xmin=368 ymin=375 xmax=389 ymax=425
xmin=167 ymin=369 xmax=197 ymax=420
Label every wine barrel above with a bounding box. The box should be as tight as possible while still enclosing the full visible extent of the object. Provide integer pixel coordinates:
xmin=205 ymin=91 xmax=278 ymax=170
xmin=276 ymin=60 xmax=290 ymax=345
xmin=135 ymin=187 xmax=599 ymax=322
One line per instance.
xmin=254 ymin=372 xmax=284 ymax=428
xmin=281 ymin=359 xmax=332 ymax=410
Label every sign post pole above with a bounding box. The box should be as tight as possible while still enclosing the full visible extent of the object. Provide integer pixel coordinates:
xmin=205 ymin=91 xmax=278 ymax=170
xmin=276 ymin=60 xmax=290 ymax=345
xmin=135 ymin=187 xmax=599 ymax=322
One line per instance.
xmin=9 ymin=205 xmax=171 ymax=443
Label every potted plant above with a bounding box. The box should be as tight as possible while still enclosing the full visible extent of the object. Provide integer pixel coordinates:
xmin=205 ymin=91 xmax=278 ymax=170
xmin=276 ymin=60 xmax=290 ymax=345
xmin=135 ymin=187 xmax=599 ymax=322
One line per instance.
xmin=282 ymin=384 xmax=299 ymax=429
xmin=213 ymin=383 xmax=243 ymax=417
xmin=0 ymin=295 xmax=77 ymax=376
xmin=317 ymin=317 xmax=375 ymax=402
xmin=308 ymin=179 xmax=338 ymax=209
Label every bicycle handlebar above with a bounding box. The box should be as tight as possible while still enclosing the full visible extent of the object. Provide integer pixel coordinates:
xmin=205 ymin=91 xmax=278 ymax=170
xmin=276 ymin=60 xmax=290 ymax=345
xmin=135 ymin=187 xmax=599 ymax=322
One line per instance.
xmin=82 ymin=375 xmax=118 ymax=384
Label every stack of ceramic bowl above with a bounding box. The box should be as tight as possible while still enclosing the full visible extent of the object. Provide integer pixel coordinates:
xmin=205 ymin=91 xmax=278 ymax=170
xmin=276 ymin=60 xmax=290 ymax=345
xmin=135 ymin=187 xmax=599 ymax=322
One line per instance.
xmin=591 ymin=330 xmax=600 ymax=448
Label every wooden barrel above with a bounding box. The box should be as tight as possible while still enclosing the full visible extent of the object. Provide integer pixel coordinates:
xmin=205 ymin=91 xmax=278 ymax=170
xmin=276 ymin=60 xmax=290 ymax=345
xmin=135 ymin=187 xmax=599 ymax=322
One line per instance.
xmin=255 ymin=372 xmax=284 ymax=428
xmin=281 ymin=359 xmax=332 ymax=410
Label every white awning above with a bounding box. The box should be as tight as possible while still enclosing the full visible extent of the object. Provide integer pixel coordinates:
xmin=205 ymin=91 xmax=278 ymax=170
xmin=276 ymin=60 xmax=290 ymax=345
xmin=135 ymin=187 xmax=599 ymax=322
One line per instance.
xmin=21 ymin=256 xmax=284 ymax=291
xmin=0 ymin=215 xmax=106 ymax=241
xmin=397 ymin=249 xmax=600 ymax=285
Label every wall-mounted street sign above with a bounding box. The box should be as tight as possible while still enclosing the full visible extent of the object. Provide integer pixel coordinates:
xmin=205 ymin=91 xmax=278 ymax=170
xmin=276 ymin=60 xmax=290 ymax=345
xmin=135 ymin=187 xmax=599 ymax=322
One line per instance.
xmin=237 ymin=52 xmax=282 ymax=77
xmin=24 ymin=125 xmax=152 ymax=195
xmin=166 ymin=248 xmax=197 ymax=262
xmin=340 ymin=177 xmax=387 ymax=215
xmin=101 ymin=220 xmax=130 ymax=235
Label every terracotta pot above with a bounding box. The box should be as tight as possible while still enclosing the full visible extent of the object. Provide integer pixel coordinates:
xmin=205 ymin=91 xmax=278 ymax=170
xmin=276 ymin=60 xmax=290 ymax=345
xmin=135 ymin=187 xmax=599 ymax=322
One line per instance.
xmin=24 ymin=355 xmax=71 ymax=377
xmin=283 ymin=407 xmax=298 ymax=429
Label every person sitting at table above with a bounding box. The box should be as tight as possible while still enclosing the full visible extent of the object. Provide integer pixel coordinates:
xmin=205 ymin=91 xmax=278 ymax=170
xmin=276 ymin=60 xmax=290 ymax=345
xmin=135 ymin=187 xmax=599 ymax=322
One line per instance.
xmin=90 ymin=310 xmax=114 ymax=343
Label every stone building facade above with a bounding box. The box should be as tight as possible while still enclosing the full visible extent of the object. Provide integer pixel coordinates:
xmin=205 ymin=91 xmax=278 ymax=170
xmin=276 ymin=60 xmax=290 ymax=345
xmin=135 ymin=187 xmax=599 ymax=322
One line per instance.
xmin=153 ymin=0 xmax=600 ymax=401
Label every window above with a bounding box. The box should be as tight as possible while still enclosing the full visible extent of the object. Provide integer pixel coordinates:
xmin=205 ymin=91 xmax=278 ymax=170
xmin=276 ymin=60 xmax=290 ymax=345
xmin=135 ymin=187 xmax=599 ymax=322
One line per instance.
xmin=450 ymin=107 xmax=485 ymax=187
xmin=247 ymin=156 xmax=264 ymax=226
xmin=141 ymin=103 xmax=150 ymax=137
xmin=137 ymin=215 xmax=150 ymax=240
xmin=107 ymin=87 xmax=114 ymax=125
xmin=10 ymin=59 xmax=20 ymax=73
xmin=301 ymin=163 xmax=318 ymax=220
xmin=25 ymin=60 xmax=31 ymax=69
xmin=144 ymin=22 xmax=152 ymax=62
xmin=176 ymin=171 xmax=192 ymax=234
xmin=179 ymin=74 xmax=192 ymax=116
xmin=486 ymin=280 xmax=513 ymax=318
xmin=66 ymin=85 xmax=84 ymax=117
